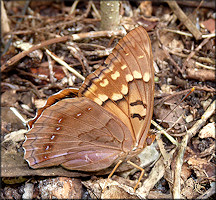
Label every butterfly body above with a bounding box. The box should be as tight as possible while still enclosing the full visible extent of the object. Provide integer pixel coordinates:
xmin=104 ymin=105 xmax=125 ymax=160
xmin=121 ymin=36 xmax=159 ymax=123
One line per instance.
xmin=23 ymin=26 xmax=154 ymax=173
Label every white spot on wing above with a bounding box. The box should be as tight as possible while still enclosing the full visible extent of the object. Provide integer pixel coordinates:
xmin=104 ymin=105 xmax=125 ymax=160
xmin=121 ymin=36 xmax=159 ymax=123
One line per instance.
xmin=126 ymin=74 xmax=133 ymax=82
xmin=99 ymin=79 xmax=109 ymax=87
xmin=121 ymin=64 xmax=127 ymax=70
xmin=133 ymin=70 xmax=142 ymax=79
xmin=111 ymin=71 xmax=120 ymax=80
xmin=98 ymin=94 xmax=108 ymax=102
xmin=143 ymin=72 xmax=150 ymax=82
xmin=94 ymin=98 xmax=103 ymax=105
xmin=111 ymin=93 xmax=123 ymax=101
xmin=121 ymin=84 xmax=128 ymax=95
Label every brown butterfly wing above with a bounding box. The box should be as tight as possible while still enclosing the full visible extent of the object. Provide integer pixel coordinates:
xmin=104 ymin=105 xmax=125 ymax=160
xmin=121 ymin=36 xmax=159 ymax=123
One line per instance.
xmin=23 ymin=26 xmax=154 ymax=171
xmin=23 ymin=97 xmax=133 ymax=171
xmin=79 ymin=26 xmax=154 ymax=148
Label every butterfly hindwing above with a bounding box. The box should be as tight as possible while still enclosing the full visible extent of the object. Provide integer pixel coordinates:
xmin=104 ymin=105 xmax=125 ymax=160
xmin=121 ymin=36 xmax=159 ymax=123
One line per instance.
xmin=23 ymin=97 xmax=133 ymax=171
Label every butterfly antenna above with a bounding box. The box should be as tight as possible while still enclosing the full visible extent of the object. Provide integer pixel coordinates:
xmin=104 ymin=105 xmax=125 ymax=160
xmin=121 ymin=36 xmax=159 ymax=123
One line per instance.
xmin=159 ymin=87 xmax=195 ymax=125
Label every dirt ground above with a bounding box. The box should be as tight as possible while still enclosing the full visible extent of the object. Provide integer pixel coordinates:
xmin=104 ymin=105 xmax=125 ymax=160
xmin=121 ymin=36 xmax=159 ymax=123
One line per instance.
xmin=1 ymin=1 xmax=215 ymax=199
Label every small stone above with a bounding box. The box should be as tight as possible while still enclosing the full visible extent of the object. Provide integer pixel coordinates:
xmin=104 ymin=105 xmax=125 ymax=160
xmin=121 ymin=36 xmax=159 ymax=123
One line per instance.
xmin=199 ymin=122 xmax=215 ymax=139
xmin=39 ymin=177 xmax=82 ymax=199
xmin=22 ymin=183 xmax=34 ymax=199
xmin=185 ymin=114 xmax=194 ymax=123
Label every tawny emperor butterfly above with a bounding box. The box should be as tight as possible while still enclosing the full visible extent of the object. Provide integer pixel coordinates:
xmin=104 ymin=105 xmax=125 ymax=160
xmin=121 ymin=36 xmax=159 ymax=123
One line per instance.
xmin=23 ymin=26 xmax=154 ymax=190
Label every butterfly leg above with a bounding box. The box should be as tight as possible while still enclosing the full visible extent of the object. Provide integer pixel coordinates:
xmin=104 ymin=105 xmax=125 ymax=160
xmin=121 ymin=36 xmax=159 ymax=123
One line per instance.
xmin=102 ymin=160 xmax=123 ymax=192
xmin=127 ymin=160 xmax=145 ymax=192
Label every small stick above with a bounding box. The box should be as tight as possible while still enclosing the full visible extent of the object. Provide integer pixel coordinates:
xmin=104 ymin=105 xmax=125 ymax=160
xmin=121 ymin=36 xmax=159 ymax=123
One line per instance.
xmin=195 ymin=61 xmax=215 ymax=71
xmin=202 ymin=33 xmax=215 ymax=38
xmin=156 ymin=29 xmax=183 ymax=74
xmin=151 ymin=120 xmax=178 ymax=146
xmin=70 ymin=29 xmax=126 ymax=41
xmin=182 ymin=37 xmax=211 ymax=71
xmin=161 ymin=87 xmax=195 ymax=123
xmin=163 ymin=28 xmax=193 ymax=37
xmin=45 ymin=52 xmax=55 ymax=84
xmin=166 ymin=48 xmax=215 ymax=65
xmin=91 ymin=1 xmax=101 ymax=19
xmin=186 ymin=68 xmax=215 ymax=81
xmin=10 ymin=107 xmax=27 ymax=126
xmin=45 ymin=48 xmax=85 ymax=81
xmin=166 ymin=1 xmax=202 ymax=40
xmin=1 ymin=1 xmax=10 ymax=34
xmin=69 ymin=0 xmax=79 ymax=15
xmin=160 ymin=28 xmax=215 ymax=39
xmin=2 ymin=36 xmax=69 ymax=72
xmin=172 ymin=100 xmax=215 ymax=198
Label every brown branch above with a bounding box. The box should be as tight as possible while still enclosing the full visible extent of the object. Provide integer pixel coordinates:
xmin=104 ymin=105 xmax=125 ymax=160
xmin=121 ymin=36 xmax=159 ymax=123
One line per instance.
xmin=166 ymin=1 xmax=202 ymax=40
xmin=1 ymin=1 xmax=10 ymax=34
xmin=2 ymin=29 xmax=125 ymax=73
xmin=186 ymin=68 xmax=215 ymax=82
xmin=1 ymin=36 xmax=69 ymax=72
xmin=176 ymin=1 xmax=215 ymax=9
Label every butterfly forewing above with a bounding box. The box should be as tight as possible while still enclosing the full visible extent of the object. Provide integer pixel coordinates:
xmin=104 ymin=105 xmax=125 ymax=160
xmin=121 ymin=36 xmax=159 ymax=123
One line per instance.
xmin=79 ymin=26 xmax=154 ymax=148
xmin=23 ymin=97 xmax=133 ymax=171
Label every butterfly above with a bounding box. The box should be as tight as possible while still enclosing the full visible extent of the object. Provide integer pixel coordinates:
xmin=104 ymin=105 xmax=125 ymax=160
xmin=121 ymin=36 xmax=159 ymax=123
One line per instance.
xmin=23 ymin=26 xmax=154 ymax=190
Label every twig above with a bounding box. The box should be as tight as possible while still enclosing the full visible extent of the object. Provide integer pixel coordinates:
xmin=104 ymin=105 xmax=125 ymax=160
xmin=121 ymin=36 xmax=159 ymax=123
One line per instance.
xmin=162 ymin=45 xmax=183 ymax=74
xmin=91 ymin=1 xmax=101 ymax=19
xmin=162 ymin=28 xmax=193 ymax=37
xmin=202 ymin=33 xmax=216 ymax=38
xmin=67 ymin=41 xmax=90 ymax=74
xmin=83 ymin=48 xmax=112 ymax=57
xmin=45 ymin=48 xmax=85 ymax=81
xmin=2 ymin=36 xmax=69 ymax=72
xmin=137 ymin=156 xmax=166 ymax=198
xmin=166 ymin=1 xmax=202 ymax=40
xmin=69 ymin=0 xmax=79 ymax=15
xmin=182 ymin=37 xmax=211 ymax=71
xmin=163 ymin=28 xmax=216 ymax=38
xmin=2 ymin=0 xmax=30 ymax=55
xmin=137 ymin=148 xmax=176 ymax=198
xmin=186 ymin=67 xmax=215 ymax=81
xmin=166 ymin=48 xmax=215 ymax=65
xmin=155 ymin=87 xmax=216 ymax=104
xmin=197 ymin=182 xmax=215 ymax=199
xmin=172 ymin=100 xmax=215 ymax=198
xmin=195 ymin=61 xmax=215 ymax=70
xmin=176 ymin=1 xmax=215 ymax=9
xmin=16 ymin=69 xmax=49 ymax=82
xmin=10 ymin=107 xmax=27 ymax=126
xmin=155 ymin=133 xmax=172 ymax=162
xmin=151 ymin=120 xmax=178 ymax=146
xmin=45 ymin=52 xmax=55 ymax=84
xmin=156 ymin=29 xmax=183 ymax=74
xmin=1 ymin=1 xmax=10 ymax=34
xmin=70 ymin=29 xmax=126 ymax=41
